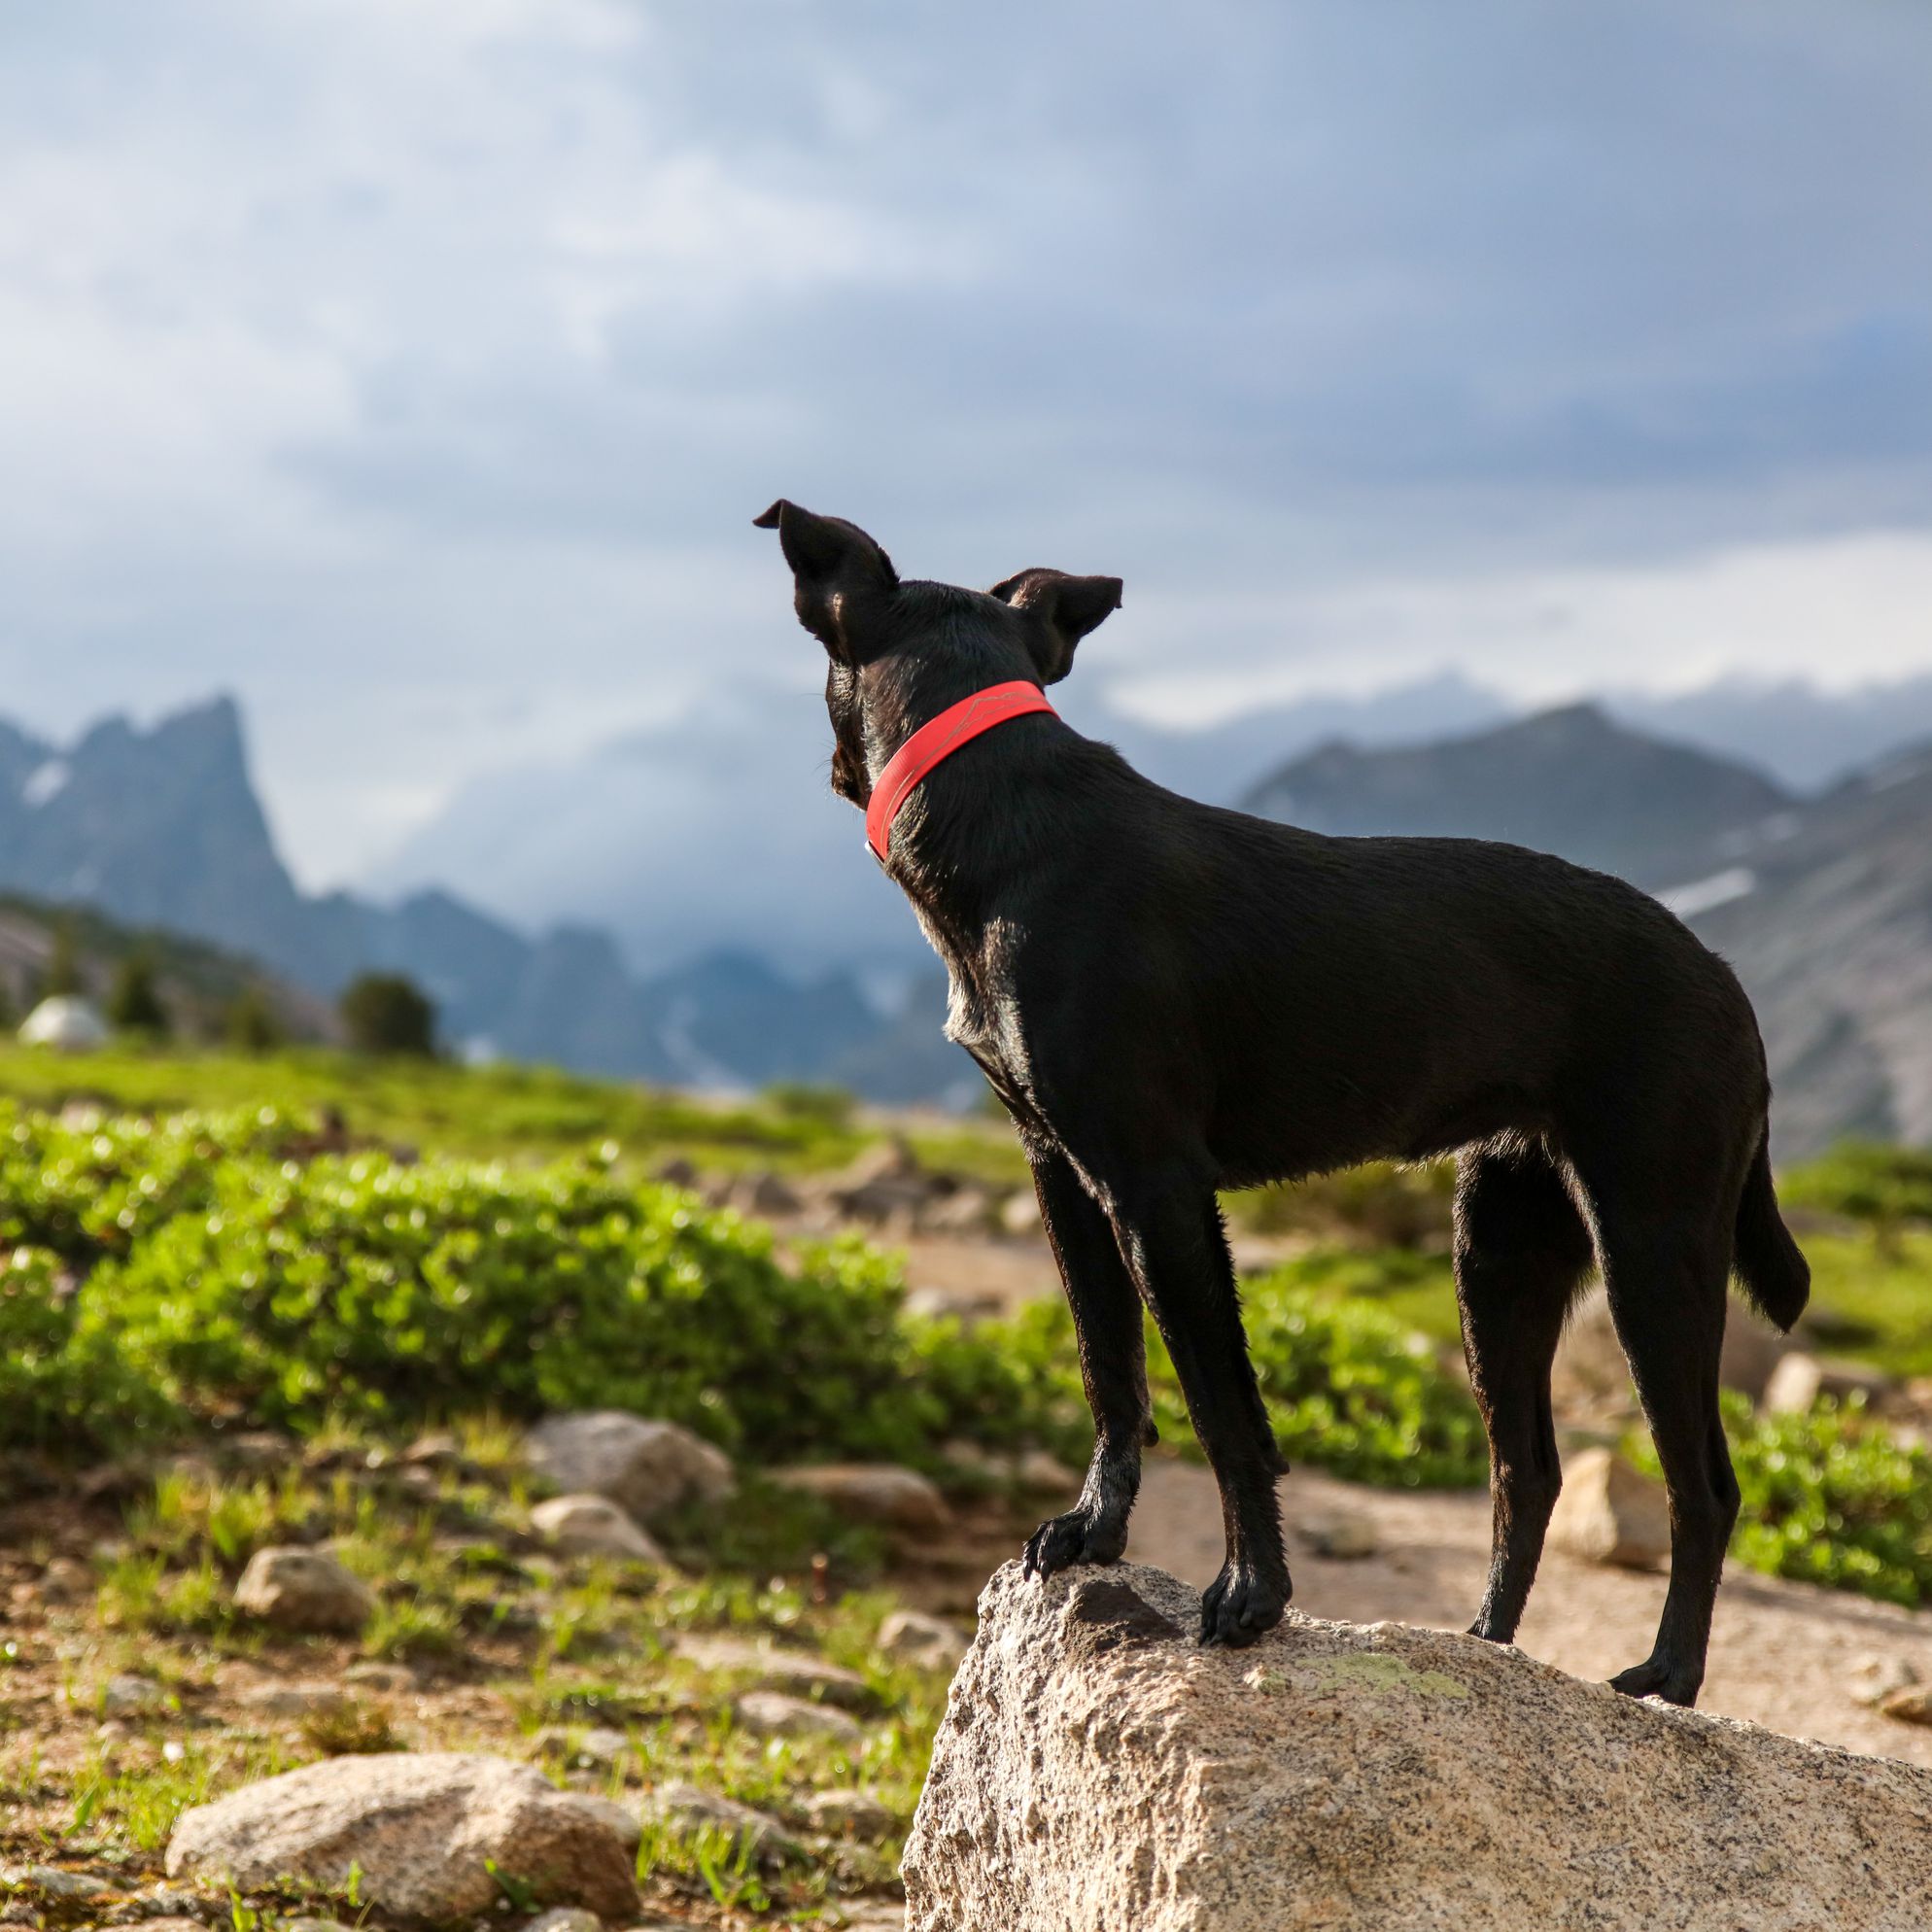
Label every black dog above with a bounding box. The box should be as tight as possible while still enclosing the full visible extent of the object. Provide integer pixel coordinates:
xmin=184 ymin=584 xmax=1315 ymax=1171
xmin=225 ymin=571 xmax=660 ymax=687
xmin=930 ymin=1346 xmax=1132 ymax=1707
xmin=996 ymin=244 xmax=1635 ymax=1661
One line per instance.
xmin=756 ymin=499 xmax=1810 ymax=1708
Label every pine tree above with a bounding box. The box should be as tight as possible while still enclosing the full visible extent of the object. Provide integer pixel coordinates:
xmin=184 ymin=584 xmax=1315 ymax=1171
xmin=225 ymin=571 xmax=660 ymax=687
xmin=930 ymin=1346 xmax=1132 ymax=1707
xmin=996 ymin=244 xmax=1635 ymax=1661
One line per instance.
xmin=44 ymin=918 xmax=84 ymax=998
xmin=225 ymin=984 xmax=283 ymax=1053
xmin=339 ymin=973 xmax=437 ymax=1057
xmin=107 ymin=950 xmax=170 ymax=1036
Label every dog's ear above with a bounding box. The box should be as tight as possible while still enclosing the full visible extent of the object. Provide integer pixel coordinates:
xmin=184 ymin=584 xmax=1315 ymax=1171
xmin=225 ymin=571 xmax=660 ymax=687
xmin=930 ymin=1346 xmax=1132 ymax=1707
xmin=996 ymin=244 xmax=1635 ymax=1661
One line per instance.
xmin=988 ymin=568 xmax=1123 ymax=684
xmin=753 ymin=500 xmax=899 ymax=659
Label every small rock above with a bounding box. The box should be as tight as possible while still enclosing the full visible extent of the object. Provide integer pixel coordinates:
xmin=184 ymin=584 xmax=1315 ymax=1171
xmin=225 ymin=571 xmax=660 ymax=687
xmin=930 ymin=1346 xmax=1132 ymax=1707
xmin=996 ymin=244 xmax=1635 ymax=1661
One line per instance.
xmin=221 ymin=1428 xmax=297 ymax=1469
xmin=1718 ymin=1306 xmax=1789 ymax=1404
xmin=1546 ymin=1448 xmax=1671 ymax=1570
xmin=134 ymin=1920 xmax=208 ymax=1932
xmin=999 ymin=1189 xmax=1043 ymax=1237
xmin=877 ymin=1610 xmax=969 ymax=1673
xmin=920 ymin=1188 xmax=997 ymax=1235
xmin=1 ymin=1867 xmax=115 ymax=1902
xmin=1294 ymin=1510 xmax=1380 ymax=1560
xmin=803 ymin=1788 xmax=895 ymax=1840
xmin=531 ymin=1495 xmax=664 ymax=1564
xmin=735 ymin=1690 xmax=864 ymax=1744
xmin=675 ymin=1635 xmax=871 ymax=1708
xmin=282 ymin=1920 xmax=353 ymax=1932
xmin=100 ymin=1673 xmax=170 ymax=1717
xmin=399 ymin=1430 xmax=463 ymax=1469
xmin=165 ymin=1751 xmax=638 ymax=1921
xmin=770 ymin=1464 xmax=949 ymax=1532
xmin=732 ymin=1169 xmax=803 ymax=1217
xmin=535 ymin=1724 xmax=632 ymax=1770
xmin=1880 ymin=1683 xmax=1932 ymax=1728
xmin=903 ymin=1285 xmax=1004 ymax=1326
xmin=641 ymin=1781 xmax=795 ymax=1859
xmin=1014 ymin=1448 xmax=1081 ymax=1493
xmin=343 ymin=1661 xmax=417 ymax=1694
xmin=36 ymin=1556 xmax=89 ymax=1604
xmin=562 ymin=1791 xmax=643 ymax=1852
xmin=654 ymin=1156 xmax=701 ymax=1190
xmin=524 ymin=1913 xmax=604 ymax=1932
xmin=1763 ymin=1354 xmax=1895 ymax=1416
xmin=129 ymin=1889 xmax=204 ymax=1920
xmin=526 ymin=1412 xmax=735 ymax=1525
xmin=233 ymin=1546 xmax=375 ymax=1635
xmin=235 ymin=1680 xmax=350 ymax=1720
xmin=1849 ymin=1655 xmax=1921 ymax=1708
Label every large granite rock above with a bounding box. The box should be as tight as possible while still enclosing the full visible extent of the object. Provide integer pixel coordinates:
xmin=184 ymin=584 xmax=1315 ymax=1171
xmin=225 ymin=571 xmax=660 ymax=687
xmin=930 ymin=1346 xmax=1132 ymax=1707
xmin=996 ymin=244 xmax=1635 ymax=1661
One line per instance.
xmin=166 ymin=1752 xmax=638 ymax=1922
xmin=905 ymin=1562 xmax=1932 ymax=1932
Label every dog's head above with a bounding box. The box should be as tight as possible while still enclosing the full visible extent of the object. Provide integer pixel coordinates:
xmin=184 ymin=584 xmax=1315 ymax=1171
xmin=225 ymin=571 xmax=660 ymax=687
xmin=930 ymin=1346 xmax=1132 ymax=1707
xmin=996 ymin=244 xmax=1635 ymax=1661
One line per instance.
xmin=754 ymin=500 xmax=1121 ymax=807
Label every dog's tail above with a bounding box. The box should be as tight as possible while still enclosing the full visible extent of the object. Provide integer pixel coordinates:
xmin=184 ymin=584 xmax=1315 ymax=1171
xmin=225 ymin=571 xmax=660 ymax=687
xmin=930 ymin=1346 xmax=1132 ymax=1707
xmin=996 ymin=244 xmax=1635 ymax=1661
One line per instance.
xmin=1733 ymin=1126 xmax=1810 ymax=1332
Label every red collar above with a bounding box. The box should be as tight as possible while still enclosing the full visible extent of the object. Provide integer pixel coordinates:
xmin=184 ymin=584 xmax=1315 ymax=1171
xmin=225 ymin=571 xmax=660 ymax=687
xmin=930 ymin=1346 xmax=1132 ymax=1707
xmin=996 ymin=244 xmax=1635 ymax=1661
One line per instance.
xmin=865 ymin=679 xmax=1057 ymax=862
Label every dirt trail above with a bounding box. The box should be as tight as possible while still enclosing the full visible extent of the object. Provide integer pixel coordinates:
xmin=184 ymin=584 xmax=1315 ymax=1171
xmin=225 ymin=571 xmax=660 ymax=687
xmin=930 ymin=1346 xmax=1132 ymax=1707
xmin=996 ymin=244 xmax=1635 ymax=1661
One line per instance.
xmin=1124 ymin=1459 xmax=1932 ymax=1770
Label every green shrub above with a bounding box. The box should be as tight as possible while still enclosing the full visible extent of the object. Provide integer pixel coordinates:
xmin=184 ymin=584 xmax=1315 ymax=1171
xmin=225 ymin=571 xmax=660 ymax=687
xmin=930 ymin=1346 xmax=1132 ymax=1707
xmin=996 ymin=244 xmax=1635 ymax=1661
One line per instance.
xmin=1640 ymin=1393 xmax=1932 ymax=1608
xmin=1781 ymin=1143 xmax=1932 ymax=1228
xmin=1225 ymin=1160 xmax=1455 ymax=1250
xmin=80 ymin=1147 xmax=1051 ymax=1466
xmin=984 ymin=1257 xmax=1488 ymax=1489
xmin=0 ymin=1244 xmax=167 ymax=1450
xmin=0 ymin=1102 xmax=306 ymax=1266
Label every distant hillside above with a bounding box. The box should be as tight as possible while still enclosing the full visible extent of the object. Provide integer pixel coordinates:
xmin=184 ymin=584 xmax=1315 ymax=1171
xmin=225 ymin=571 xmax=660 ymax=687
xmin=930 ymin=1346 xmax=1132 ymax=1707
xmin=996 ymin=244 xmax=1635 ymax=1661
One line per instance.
xmin=1687 ymin=744 xmax=1932 ymax=1154
xmin=1243 ymin=702 xmax=1932 ymax=1156
xmin=1243 ymin=703 xmax=1794 ymax=888
xmin=0 ymin=699 xmax=937 ymax=1093
xmin=0 ymin=892 xmax=331 ymax=1043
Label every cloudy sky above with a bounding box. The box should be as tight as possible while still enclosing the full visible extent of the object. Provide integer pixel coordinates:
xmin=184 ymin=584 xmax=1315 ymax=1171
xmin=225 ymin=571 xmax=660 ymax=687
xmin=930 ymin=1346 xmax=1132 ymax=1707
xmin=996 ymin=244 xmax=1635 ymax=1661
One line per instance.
xmin=3 ymin=0 xmax=1930 ymax=887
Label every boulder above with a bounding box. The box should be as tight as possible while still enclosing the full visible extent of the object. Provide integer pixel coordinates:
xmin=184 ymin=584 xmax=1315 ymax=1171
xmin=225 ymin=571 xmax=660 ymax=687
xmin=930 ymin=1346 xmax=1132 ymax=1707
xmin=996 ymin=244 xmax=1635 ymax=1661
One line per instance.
xmin=999 ymin=1189 xmax=1044 ymax=1237
xmin=234 ymin=1680 xmax=351 ymax=1720
xmin=1849 ymin=1654 xmax=1920 ymax=1708
xmin=233 ymin=1547 xmax=375 ymax=1635
xmin=1881 ymin=1683 xmax=1932 ymax=1728
xmin=906 ymin=1561 xmax=1932 ymax=1932
xmin=730 ymin=1169 xmax=804 ymax=1218
xmin=1556 ymin=1292 xmax=1791 ymax=1412
xmin=1762 ymin=1353 xmax=1895 ymax=1416
xmin=525 ymin=1411 xmax=734 ymax=1524
xmin=1545 ymin=1447 xmax=1672 ymax=1570
xmin=770 ymin=1463 xmax=949 ymax=1532
xmin=641 ymin=1780 xmax=795 ymax=1860
xmin=735 ymin=1689 xmax=864 ymax=1744
xmin=675 ymin=1634 xmax=871 ymax=1709
xmin=1292 ymin=1509 xmax=1380 ymax=1560
xmin=1717 ymin=1306 xmax=1789 ymax=1404
xmin=878 ymin=1609 xmax=970 ymax=1673
xmin=99 ymin=1673 xmax=169 ymax=1717
xmin=530 ymin=1494 xmax=664 ymax=1564
xmin=165 ymin=1752 xmax=638 ymax=1922
xmin=802 ymin=1787 xmax=896 ymax=1840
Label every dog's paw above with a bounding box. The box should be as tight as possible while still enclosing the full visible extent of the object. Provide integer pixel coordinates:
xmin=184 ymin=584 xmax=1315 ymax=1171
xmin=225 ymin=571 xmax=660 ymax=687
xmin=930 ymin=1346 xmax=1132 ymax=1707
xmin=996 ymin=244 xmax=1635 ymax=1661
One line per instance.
xmin=1199 ymin=1560 xmax=1289 ymax=1647
xmin=1608 ymin=1655 xmax=1702 ymax=1708
xmin=1021 ymin=1506 xmax=1127 ymax=1581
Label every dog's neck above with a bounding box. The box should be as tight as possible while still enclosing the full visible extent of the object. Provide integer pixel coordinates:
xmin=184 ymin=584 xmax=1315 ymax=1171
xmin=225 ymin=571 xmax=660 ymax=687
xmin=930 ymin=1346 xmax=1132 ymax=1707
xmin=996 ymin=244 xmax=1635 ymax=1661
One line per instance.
xmin=853 ymin=659 xmax=1085 ymax=970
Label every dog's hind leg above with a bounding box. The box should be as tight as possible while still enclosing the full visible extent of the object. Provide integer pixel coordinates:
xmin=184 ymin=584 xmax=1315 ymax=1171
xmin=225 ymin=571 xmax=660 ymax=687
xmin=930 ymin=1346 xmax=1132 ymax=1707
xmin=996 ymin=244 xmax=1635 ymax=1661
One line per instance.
xmin=1455 ymin=1142 xmax=1596 ymax=1645
xmin=1021 ymin=1147 xmax=1156 ymax=1580
xmin=1593 ymin=1204 xmax=1738 ymax=1708
xmin=1100 ymin=1164 xmax=1289 ymax=1648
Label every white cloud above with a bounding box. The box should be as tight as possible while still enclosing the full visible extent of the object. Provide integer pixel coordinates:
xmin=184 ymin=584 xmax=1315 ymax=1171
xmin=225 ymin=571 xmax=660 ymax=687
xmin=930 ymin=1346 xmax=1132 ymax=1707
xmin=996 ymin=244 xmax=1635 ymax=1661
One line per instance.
xmin=0 ymin=0 xmax=1928 ymax=890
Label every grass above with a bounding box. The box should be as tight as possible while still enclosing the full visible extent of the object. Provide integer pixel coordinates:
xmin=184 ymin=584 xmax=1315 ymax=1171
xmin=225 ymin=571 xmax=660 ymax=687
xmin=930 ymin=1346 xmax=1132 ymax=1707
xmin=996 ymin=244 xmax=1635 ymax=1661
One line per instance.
xmin=0 ymin=1037 xmax=1023 ymax=1184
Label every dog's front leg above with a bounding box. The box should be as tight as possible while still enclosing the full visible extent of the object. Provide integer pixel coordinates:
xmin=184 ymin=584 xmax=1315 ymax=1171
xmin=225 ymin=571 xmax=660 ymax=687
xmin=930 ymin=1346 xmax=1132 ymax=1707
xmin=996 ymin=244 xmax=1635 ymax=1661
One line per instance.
xmin=1103 ymin=1166 xmax=1290 ymax=1648
xmin=1020 ymin=1147 xmax=1156 ymax=1581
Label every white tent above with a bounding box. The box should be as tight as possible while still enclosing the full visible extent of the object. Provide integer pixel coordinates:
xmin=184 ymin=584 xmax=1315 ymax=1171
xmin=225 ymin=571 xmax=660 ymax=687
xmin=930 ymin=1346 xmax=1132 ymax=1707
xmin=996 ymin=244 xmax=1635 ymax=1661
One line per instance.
xmin=18 ymin=994 xmax=111 ymax=1051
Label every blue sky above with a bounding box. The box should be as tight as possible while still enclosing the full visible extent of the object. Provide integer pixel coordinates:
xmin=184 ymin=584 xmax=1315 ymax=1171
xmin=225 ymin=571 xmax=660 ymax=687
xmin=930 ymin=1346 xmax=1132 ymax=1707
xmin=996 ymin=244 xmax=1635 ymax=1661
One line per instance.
xmin=2 ymin=0 xmax=1930 ymax=885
